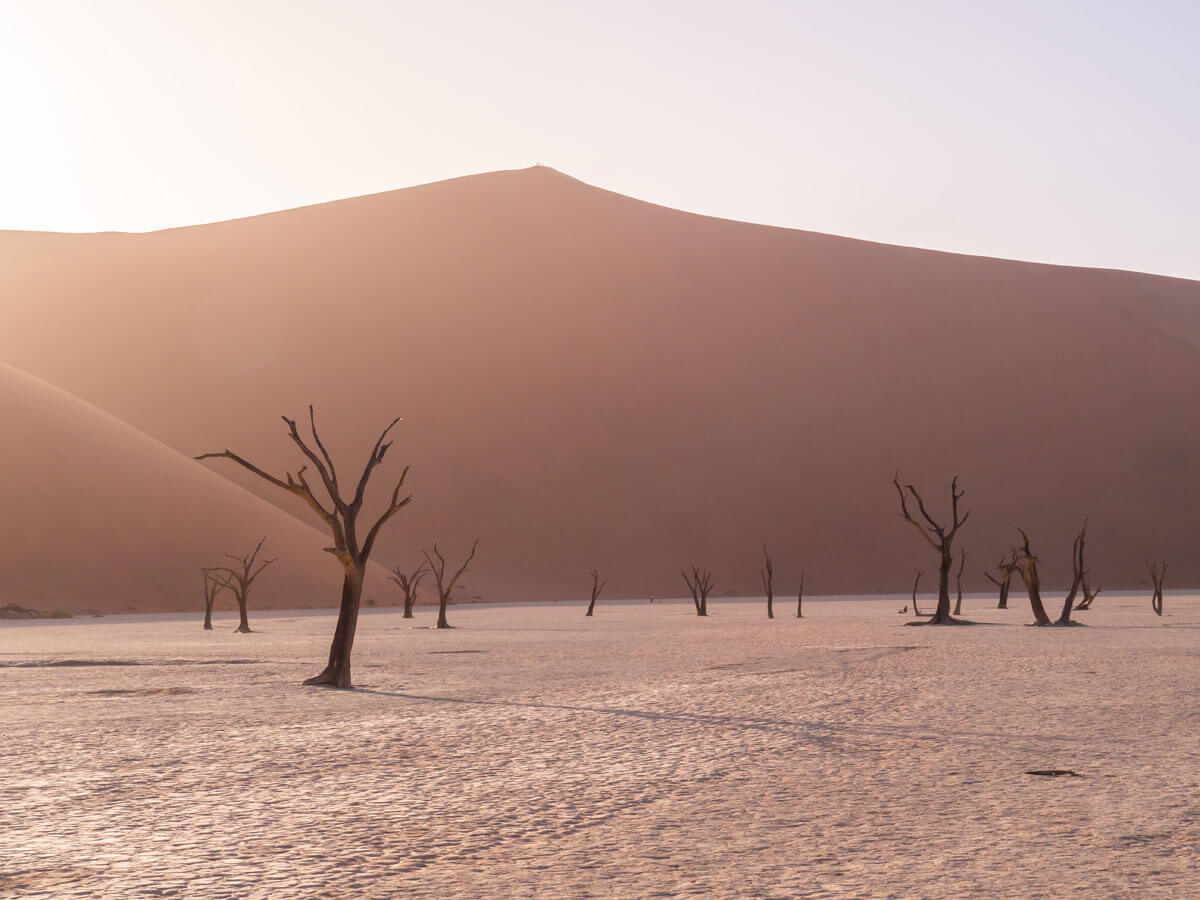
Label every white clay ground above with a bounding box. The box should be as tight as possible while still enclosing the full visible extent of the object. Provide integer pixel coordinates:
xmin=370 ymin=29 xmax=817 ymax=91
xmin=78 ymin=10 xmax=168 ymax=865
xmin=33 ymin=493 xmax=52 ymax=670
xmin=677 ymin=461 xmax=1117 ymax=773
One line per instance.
xmin=1 ymin=595 xmax=1197 ymax=898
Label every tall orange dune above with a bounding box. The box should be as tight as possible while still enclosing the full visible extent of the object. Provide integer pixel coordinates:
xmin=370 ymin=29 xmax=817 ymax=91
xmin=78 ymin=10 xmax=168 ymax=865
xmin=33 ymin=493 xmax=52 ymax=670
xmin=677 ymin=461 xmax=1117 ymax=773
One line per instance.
xmin=2 ymin=166 xmax=1199 ymax=604
xmin=0 ymin=362 xmax=391 ymax=614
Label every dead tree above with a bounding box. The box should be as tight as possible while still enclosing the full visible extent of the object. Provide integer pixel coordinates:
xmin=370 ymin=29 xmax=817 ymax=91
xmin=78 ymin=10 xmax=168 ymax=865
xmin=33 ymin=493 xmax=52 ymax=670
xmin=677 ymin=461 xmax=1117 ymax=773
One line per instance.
xmin=1075 ymin=580 xmax=1102 ymax=611
xmin=796 ymin=569 xmax=805 ymax=618
xmin=586 ymin=568 xmax=607 ymax=617
xmin=910 ymin=570 xmax=922 ymax=616
xmin=952 ymin=549 xmax=967 ymax=616
xmin=1147 ymin=560 xmax=1166 ymax=616
xmin=197 ymin=407 xmax=411 ymax=688
xmin=390 ymin=560 xmax=429 ymax=619
xmin=682 ymin=565 xmax=714 ymax=616
xmin=1013 ymin=522 xmax=1087 ymax=626
xmin=893 ymin=471 xmax=970 ymax=624
xmin=761 ymin=545 xmax=775 ymax=619
xmin=210 ymin=537 xmax=276 ymax=633
xmin=201 ymin=567 xmax=227 ymax=631
xmin=423 ymin=540 xmax=479 ymax=629
xmin=983 ymin=551 xmax=1020 ymax=609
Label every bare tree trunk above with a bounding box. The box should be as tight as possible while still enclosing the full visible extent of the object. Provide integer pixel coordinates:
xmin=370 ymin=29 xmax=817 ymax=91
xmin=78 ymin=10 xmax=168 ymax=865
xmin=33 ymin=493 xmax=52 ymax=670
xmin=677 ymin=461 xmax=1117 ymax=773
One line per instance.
xmin=984 ymin=570 xmax=1012 ymax=609
xmin=585 ymin=569 xmax=606 ymax=617
xmin=911 ymin=570 xmax=922 ymax=616
xmin=929 ymin=545 xmax=954 ymax=624
xmin=404 ymin=594 xmax=417 ymax=618
xmin=1147 ymin=560 xmax=1166 ymax=616
xmin=307 ymin=566 xmax=364 ymax=688
xmin=1055 ymin=524 xmax=1087 ymax=626
xmin=761 ymin=545 xmax=774 ymax=620
xmin=235 ymin=595 xmax=252 ymax=633
xmin=436 ymin=591 xmax=450 ymax=629
xmin=203 ymin=571 xmax=215 ymax=631
xmin=1014 ymin=529 xmax=1052 ymax=625
xmin=953 ymin=549 xmax=967 ymax=616
xmin=796 ymin=570 xmax=805 ymax=618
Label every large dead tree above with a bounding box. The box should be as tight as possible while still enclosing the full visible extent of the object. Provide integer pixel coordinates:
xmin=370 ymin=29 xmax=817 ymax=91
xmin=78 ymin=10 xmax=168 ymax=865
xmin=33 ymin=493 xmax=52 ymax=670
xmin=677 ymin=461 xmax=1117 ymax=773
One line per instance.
xmin=423 ymin=540 xmax=479 ymax=629
xmin=585 ymin=569 xmax=607 ymax=617
xmin=210 ymin=537 xmax=276 ymax=634
xmin=390 ymin=560 xmax=429 ymax=619
xmin=1013 ymin=523 xmax=1087 ymax=626
xmin=1147 ymin=560 xmax=1166 ymax=616
xmin=796 ymin=569 xmax=805 ymax=618
xmin=201 ymin=567 xmax=227 ymax=631
xmin=952 ymin=549 xmax=967 ymax=616
xmin=761 ymin=545 xmax=775 ymax=619
xmin=197 ymin=407 xmax=411 ymax=688
xmin=682 ymin=565 xmax=714 ymax=616
xmin=983 ymin=551 xmax=1020 ymax=609
xmin=892 ymin=471 xmax=970 ymax=624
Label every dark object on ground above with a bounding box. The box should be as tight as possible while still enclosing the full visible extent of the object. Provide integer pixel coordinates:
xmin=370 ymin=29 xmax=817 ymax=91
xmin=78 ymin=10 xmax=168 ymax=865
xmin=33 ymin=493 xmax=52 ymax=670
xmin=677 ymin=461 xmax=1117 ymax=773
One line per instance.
xmin=1026 ymin=769 xmax=1083 ymax=777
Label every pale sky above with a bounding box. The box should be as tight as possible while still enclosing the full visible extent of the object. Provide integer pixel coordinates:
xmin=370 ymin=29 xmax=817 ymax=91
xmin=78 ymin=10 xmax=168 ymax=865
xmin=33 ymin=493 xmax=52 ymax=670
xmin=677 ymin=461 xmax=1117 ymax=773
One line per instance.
xmin=2 ymin=1 xmax=1198 ymax=278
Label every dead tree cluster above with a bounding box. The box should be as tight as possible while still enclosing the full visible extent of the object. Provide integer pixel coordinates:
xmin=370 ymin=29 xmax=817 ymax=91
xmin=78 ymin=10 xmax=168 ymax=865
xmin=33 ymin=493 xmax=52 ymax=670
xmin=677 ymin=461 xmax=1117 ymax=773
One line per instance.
xmin=1011 ymin=523 xmax=1087 ymax=626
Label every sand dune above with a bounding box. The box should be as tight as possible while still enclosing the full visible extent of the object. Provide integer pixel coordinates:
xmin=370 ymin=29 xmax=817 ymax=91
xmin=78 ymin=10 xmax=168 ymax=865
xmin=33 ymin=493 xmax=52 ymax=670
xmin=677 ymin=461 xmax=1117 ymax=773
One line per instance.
xmin=0 ymin=363 xmax=391 ymax=615
xmin=2 ymin=166 xmax=1200 ymax=603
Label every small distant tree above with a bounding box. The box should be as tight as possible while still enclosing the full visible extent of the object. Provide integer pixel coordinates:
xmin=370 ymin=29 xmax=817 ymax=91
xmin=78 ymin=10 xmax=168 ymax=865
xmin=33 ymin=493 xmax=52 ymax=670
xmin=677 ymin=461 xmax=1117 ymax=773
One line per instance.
xmin=796 ymin=569 xmax=806 ymax=618
xmin=423 ymin=540 xmax=479 ymax=629
xmin=952 ymin=549 xmax=967 ymax=616
xmin=910 ymin=570 xmax=923 ymax=617
xmin=682 ymin=565 xmax=714 ymax=617
xmin=201 ymin=567 xmax=227 ymax=631
xmin=210 ymin=537 xmax=276 ymax=634
xmin=390 ymin=560 xmax=430 ymax=619
xmin=1147 ymin=560 xmax=1166 ymax=616
xmin=585 ymin=569 xmax=607 ymax=617
xmin=892 ymin=471 xmax=970 ymax=625
xmin=983 ymin=551 xmax=1020 ymax=609
xmin=1075 ymin=580 xmax=1102 ymax=611
xmin=1013 ymin=522 xmax=1087 ymax=626
xmin=197 ymin=407 xmax=412 ymax=688
xmin=761 ymin=545 xmax=775 ymax=619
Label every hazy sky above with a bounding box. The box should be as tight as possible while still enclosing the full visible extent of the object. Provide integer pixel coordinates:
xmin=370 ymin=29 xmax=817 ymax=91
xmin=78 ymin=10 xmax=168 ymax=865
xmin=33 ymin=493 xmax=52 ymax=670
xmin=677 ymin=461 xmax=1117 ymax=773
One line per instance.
xmin=2 ymin=1 xmax=1198 ymax=278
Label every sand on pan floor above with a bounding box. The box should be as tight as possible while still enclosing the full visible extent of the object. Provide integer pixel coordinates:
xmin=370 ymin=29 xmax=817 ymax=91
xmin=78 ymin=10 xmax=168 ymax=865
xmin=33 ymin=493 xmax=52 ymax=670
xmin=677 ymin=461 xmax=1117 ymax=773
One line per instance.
xmin=1 ymin=596 xmax=1197 ymax=898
